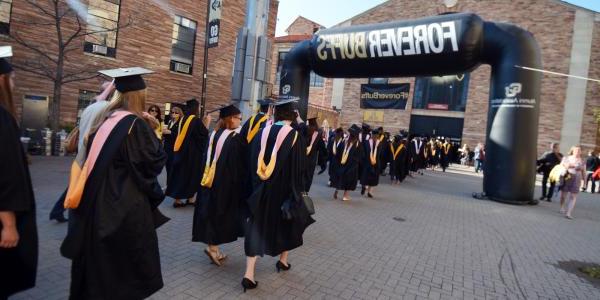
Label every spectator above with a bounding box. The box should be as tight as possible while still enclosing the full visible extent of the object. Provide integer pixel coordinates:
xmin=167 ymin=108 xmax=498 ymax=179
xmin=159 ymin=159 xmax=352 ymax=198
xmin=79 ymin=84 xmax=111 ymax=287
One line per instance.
xmin=536 ymin=143 xmax=563 ymax=201
xmin=559 ymin=146 xmax=586 ymax=219
xmin=583 ymin=150 xmax=599 ymax=193
xmin=474 ymin=143 xmax=485 ymax=173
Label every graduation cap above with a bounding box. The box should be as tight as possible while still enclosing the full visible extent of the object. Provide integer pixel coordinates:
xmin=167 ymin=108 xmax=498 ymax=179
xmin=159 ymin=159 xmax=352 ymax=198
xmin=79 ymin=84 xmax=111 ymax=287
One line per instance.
xmin=348 ymin=124 xmax=361 ymax=135
xmin=273 ymin=97 xmax=298 ymax=111
xmin=99 ymin=67 xmax=153 ymax=93
xmin=307 ymin=117 xmax=319 ymax=126
xmin=0 ymin=46 xmax=13 ymax=75
xmin=361 ymin=123 xmax=371 ymax=131
xmin=257 ymin=98 xmax=273 ymax=108
xmin=207 ymin=103 xmax=241 ymax=119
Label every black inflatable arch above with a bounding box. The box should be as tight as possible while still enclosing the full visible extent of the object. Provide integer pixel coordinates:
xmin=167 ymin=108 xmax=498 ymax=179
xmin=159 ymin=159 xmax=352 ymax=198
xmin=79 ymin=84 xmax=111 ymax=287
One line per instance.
xmin=279 ymin=12 xmax=542 ymax=204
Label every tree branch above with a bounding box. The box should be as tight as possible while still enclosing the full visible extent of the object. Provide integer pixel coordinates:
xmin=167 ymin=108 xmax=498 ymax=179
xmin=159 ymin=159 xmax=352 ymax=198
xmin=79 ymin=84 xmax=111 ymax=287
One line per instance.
xmin=61 ymin=73 xmax=100 ymax=84
xmin=63 ymin=15 xmax=83 ymax=48
xmin=12 ymin=62 xmax=55 ymax=81
xmin=23 ymin=0 xmax=56 ymax=19
xmin=8 ymin=33 xmax=58 ymax=64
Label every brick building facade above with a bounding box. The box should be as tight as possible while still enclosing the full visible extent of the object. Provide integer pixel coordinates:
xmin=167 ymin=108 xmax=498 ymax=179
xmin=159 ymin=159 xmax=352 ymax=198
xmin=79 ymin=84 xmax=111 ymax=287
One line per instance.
xmin=272 ymin=0 xmax=599 ymax=155
xmin=2 ymin=0 xmax=278 ymax=128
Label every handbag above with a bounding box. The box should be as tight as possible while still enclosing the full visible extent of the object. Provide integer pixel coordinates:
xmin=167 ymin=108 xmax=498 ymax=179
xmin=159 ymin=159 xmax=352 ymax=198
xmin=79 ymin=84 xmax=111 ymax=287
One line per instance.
xmin=301 ymin=192 xmax=315 ymax=215
xmin=64 ymin=126 xmax=79 ymax=154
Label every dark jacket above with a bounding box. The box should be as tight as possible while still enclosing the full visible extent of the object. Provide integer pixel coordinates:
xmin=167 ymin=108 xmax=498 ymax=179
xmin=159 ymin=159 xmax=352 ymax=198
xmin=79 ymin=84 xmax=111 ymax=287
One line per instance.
xmin=585 ymin=155 xmax=599 ymax=173
xmin=536 ymin=151 xmax=563 ymax=174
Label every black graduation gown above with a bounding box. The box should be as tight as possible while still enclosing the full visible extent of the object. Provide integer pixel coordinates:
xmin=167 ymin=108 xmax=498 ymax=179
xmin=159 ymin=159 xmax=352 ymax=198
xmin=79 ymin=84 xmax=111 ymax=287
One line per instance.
xmin=440 ymin=143 xmax=451 ymax=170
xmin=239 ymin=112 xmax=268 ymax=144
xmin=360 ymin=140 xmax=381 ymax=187
xmin=327 ymin=138 xmax=342 ymax=185
xmin=0 ymin=106 xmax=38 ymax=299
xmin=61 ymin=115 xmax=168 ymax=300
xmin=409 ymin=140 xmax=425 ymax=172
xmin=163 ymin=118 xmax=181 ymax=182
xmin=389 ymin=142 xmax=408 ymax=182
xmin=165 ymin=116 xmax=209 ymax=199
xmin=429 ymin=144 xmax=439 ymax=167
xmin=192 ymin=129 xmax=247 ymax=245
xmin=304 ymin=132 xmax=327 ymax=192
xmin=245 ymin=124 xmax=315 ymax=257
xmin=379 ymin=139 xmax=391 ymax=174
xmin=334 ymin=140 xmax=362 ymax=191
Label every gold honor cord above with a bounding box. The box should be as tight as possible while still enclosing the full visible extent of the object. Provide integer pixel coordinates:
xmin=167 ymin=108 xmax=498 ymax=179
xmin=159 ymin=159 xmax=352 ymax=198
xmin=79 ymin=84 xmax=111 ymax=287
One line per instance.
xmin=256 ymin=126 xmax=297 ymax=181
xmin=246 ymin=114 xmax=269 ymax=143
xmin=340 ymin=141 xmax=354 ymax=165
xmin=173 ymin=115 xmax=195 ymax=152
xmin=306 ymin=132 xmax=318 ymax=155
xmin=201 ymin=130 xmax=234 ymax=188
xmin=391 ymin=144 xmax=404 ymax=160
xmin=444 ymin=143 xmax=451 ymax=155
xmin=369 ymin=140 xmax=380 ymax=166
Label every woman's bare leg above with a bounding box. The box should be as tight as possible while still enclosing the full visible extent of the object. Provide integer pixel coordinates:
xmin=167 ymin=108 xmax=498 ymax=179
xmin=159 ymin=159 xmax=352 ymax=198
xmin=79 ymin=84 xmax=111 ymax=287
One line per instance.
xmin=244 ymin=256 xmax=258 ymax=282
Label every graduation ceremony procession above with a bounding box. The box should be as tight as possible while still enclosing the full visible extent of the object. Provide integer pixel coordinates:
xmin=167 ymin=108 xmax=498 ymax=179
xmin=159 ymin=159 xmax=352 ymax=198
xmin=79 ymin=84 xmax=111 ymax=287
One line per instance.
xmin=2 ymin=0 xmax=600 ymax=299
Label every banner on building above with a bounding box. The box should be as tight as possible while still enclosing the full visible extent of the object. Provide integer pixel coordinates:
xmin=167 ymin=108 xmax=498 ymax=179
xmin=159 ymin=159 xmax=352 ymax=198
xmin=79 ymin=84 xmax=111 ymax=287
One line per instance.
xmin=360 ymin=83 xmax=410 ymax=109
xmin=208 ymin=0 xmax=222 ymax=48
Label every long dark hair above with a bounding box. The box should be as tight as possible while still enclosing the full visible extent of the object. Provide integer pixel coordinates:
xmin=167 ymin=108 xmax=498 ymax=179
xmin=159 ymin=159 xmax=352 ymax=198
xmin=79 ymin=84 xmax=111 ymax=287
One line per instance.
xmin=148 ymin=104 xmax=162 ymax=123
xmin=0 ymin=73 xmax=15 ymax=119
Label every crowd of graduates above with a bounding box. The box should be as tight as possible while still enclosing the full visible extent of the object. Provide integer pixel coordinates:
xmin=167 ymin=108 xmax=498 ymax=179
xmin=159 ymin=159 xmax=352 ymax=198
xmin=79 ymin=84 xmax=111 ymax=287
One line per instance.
xmin=1 ymin=45 xmax=461 ymax=298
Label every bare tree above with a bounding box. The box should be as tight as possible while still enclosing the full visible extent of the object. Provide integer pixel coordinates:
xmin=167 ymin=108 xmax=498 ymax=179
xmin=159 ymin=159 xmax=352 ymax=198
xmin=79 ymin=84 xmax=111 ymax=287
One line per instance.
xmin=8 ymin=0 xmax=132 ymax=130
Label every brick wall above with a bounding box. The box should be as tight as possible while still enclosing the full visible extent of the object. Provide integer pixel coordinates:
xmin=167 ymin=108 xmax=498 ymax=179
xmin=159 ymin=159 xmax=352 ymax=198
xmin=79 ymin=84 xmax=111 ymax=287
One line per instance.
xmin=3 ymin=0 xmax=278 ymax=126
xmin=285 ymin=16 xmax=323 ymax=36
xmin=581 ymin=20 xmax=600 ymax=153
xmin=335 ymin=0 xmax=593 ymax=155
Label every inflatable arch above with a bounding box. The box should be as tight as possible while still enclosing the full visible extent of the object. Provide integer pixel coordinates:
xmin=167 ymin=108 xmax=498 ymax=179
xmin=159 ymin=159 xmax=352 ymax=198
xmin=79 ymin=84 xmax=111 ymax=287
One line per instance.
xmin=279 ymin=12 xmax=542 ymax=204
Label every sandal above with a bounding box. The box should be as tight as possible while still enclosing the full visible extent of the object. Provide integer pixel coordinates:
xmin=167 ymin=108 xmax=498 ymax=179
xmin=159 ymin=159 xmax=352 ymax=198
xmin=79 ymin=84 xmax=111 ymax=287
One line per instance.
xmin=204 ymin=249 xmax=222 ymax=266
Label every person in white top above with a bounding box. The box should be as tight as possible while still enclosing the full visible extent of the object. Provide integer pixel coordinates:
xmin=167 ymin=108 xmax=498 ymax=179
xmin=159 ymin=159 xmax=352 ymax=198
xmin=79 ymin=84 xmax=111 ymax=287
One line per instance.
xmin=559 ymin=146 xmax=586 ymax=219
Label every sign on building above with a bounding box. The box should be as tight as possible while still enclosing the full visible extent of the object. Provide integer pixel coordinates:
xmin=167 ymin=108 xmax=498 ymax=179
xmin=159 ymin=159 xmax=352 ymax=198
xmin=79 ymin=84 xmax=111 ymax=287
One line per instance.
xmin=360 ymin=83 xmax=410 ymax=109
xmin=208 ymin=0 xmax=223 ymax=48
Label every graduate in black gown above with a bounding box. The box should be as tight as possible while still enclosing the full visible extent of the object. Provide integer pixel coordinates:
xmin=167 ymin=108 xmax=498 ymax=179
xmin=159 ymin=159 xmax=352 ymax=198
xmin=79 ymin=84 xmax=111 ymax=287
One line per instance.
xmin=327 ymin=127 xmax=344 ymax=187
xmin=242 ymin=99 xmax=315 ymax=292
xmin=379 ymin=131 xmax=391 ymax=176
xmin=409 ymin=137 xmax=425 ymax=175
xmin=389 ymin=135 xmax=408 ymax=184
xmin=333 ymin=124 xmax=362 ymax=201
xmin=0 ymin=51 xmax=38 ymax=300
xmin=239 ymin=98 xmax=272 ymax=145
xmin=358 ymin=124 xmax=371 ymax=194
xmin=440 ymin=139 xmax=452 ymax=172
xmin=163 ymin=106 xmax=183 ymax=187
xmin=61 ymin=68 xmax=169 ymax=300
xmin=165 ymin=99 xmax=210 ymax=207
xmin=360 ymin=128 xmax=383 ymax=198
xmin=316 ymin=128 xmax=329 ymax=174
xmin=192 ymin=104 xmax=246 ymax=266
xmin=304 ymin=117 xmax=327 ymax=192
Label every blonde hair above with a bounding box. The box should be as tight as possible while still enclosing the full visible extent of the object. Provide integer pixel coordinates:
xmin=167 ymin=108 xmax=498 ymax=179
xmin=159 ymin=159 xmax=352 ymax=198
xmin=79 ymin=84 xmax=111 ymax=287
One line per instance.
xmin=89 ymin=89 xmax=147 ymax=136
xmin=0 ymin=73 xmax=15 ymax=119
xmin=568 ymin=145 xmax=581 ymax=156
xmin=171 ymin=106 xmax=183 ymax=116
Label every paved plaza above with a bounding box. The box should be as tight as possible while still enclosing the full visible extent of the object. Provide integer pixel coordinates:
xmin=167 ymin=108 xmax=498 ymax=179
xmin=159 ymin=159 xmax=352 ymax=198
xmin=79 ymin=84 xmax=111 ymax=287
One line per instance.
xmin=11 ymin=156 xmax=600 ymax=300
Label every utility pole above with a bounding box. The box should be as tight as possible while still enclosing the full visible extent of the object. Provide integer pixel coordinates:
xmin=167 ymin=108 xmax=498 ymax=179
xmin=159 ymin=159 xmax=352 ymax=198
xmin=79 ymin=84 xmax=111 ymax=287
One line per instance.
xmin=231 ymin=0 xmax=271 ymax=120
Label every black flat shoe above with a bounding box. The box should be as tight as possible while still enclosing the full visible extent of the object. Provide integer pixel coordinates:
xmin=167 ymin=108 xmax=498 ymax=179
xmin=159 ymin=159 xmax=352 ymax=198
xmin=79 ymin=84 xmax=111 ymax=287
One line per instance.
xmin=50 ymin=214 xmax=68 ymax=223
xmin=241 ymin=278 xmax=258 ymax=292
xmin=276 ymin=261 xmax=291 ymax=273
xmin=361 ymin=186 xmax=366 ymax=195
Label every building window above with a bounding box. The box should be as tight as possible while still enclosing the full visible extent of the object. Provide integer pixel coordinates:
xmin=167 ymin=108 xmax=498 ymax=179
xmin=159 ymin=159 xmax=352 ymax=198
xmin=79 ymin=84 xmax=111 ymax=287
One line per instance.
xmin=0 ymin=0 xmax=12 ymax=35
xmin=310 ymin=72 xmax=324 ymax=87
xmin=77 ymin=90 xmax=98 ymax=123
xmin=412 ymin=73 xmax=470 ymax=112
xmin=277 ymin=50 xmax=323 ymax=87
xmin=83 ymin=0 xmax=121 ymax=58
xmin=170 ymin=16 xmax=197 ymax=75
xmin=369 ymin=78 xmax=389 ymax=84
xmin=276 ymin=51 xmax=288 ymax=82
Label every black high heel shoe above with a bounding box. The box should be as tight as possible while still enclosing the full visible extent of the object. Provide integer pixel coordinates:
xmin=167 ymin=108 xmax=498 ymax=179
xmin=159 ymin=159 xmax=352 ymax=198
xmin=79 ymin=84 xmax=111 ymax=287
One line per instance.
xmin=241 ymin=278 xmax=258 ymax=292
xmin=276 ymin=261 xmax=291 ymax=273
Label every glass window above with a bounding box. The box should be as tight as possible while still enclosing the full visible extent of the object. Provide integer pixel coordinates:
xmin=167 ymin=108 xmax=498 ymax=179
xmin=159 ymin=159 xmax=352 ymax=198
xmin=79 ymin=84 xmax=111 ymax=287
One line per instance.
xmin=0 ymin=0 xmax=12 ymax=35
xmin=77 ymin=90 xmax=98 ymax=123
xmin=310 ymin=71 xmax=324 ymax=87
xmin=276 ymin=51 xmax=288 ymax=82
xmin=83 ymin=0 xmax=121 ymax=58
xmin=170 ymin=16 xmax=197 ymax=75
xmin=412 ymin=73 xmax=470 ymax=112
xmin=369 ymin=78 xmax=389 ymax=84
